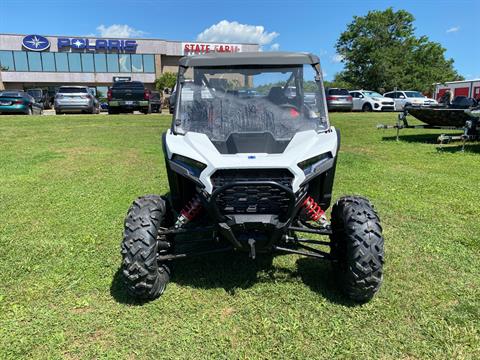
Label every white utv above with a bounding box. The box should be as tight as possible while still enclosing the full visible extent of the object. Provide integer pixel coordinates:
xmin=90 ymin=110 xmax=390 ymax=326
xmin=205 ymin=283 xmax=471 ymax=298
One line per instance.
xmin=121 ymin=52 xmax=384 ymax=303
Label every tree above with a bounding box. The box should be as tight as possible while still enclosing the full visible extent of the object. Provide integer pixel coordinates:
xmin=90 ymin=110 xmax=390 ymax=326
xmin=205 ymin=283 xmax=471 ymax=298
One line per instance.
xmin=335 ymin=8 xmax=462 ymax=93
xmin=155 ymin=72 xmax=177 ymax=91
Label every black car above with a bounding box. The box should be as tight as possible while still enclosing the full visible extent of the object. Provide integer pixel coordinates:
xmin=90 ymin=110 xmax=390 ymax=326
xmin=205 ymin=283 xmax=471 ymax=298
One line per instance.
xmin=450 ymin=96 xmax=478 ymax=109
xmin=27 ymin=88 xmax=51 ymax=109
xmin=149 ymin=91 xmax=162 ymax=113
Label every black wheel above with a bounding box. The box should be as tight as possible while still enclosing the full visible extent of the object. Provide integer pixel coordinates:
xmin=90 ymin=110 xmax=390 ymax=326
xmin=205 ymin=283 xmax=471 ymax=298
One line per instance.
xmin=330 ymin=196 xmax=384 ymax=302
xmin=121 ymin=195 xmax=173 ymax=300
xmin=362 ymin=103 xmax=373 ymax=112
xmin=108 ymin=109 xmax=118 ymax=115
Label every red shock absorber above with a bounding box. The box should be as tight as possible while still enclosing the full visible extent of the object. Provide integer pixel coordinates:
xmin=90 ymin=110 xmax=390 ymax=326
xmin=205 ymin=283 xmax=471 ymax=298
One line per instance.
xmin=175 ymin=194 xmax=203 ymax=228
xmin=301 ymin=196 xmax=328 ymax=225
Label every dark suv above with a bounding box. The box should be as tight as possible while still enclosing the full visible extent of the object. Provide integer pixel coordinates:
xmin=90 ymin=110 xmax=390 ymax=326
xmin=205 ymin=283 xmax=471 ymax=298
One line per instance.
xmin=149 ymin=91 xmax=162 ymax=113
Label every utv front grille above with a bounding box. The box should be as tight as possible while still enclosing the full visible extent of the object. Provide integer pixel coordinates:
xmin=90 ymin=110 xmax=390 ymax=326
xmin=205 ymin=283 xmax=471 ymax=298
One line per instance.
xmin=211 ymin=169 xmax=294 ymax=217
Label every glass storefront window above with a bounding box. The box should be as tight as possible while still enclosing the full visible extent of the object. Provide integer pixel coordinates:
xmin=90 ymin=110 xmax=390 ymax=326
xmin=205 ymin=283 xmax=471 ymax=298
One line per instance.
xmin=0 ymin=50 xmax=15 ymax=71
xmin=119 ymin=54 xmax=131 ymax=72
xmin=55 ymin=53 xmax=69 ymax=72
xmin=27 ymin=52 xmax=42 ymax=71
xmin=107 ymin=54 xmax=119 ymax=72
xmin=94 ymin=54 xmax=107 ymax=72
xmin=41 ymin=52 xmax=56 ymax=72
xmin=0 ymin=50 xmax=156 ymax=73
xmin=96 ymin=86 xmax=108 ymax=100
xmin=68 ymin=53 xmax=81 ymax=72
xmin=143 ymin=54 xmax=154 ymax=73
xmin=82 ymin=53 xmax=94 ymax=72
xmin=131 ymin=54 xmax=143 ymax=72
xmin=13 ymin=51 xmax=28 ymax=71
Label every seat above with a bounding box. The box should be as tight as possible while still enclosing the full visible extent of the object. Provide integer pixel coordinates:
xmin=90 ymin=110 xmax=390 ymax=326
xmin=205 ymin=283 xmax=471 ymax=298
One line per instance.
xmin=267 ymin=87 xmax=288 ymax=105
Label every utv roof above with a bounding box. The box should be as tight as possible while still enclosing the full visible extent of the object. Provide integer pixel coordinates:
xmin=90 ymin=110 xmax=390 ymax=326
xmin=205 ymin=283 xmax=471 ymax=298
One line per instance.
xmin=179 ymin=52 xmax=320 ymax=67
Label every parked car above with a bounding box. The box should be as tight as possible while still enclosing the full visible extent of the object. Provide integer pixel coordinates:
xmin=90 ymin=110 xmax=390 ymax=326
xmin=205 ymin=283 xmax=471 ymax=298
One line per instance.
xmin=100 ymin=102 xmax=109 ymax=111
xmin=149 ymin=91 xmax=162 ymax=113
xmin=0 ymin=90 xmax=43 ymax=115
xmin=325 ymin=88 xmax=353 ymax=111
xmin=304 ymin=92 xmax=318 ymax=111
xmin=383 ymin=90 xmax=437 ymax=111
xmin=26 ymin=88 xmax=51 ymax=109
xmin=55 ymin=86 xmax=99 ymax=114
xmin=449 ymin=96 xmax=478 ymax=109
xmin=350 ymin=90 xmax=395 ymax=111
xmin=107 ymin=81 xmax=151 ymax=114
xmin=169 ymin=86 xmax=176 ymax=114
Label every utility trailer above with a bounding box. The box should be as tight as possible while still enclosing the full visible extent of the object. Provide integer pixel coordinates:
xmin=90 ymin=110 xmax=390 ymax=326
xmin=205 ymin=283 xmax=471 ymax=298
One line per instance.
xmin=378 ymin=107 xmax=480 ymax=151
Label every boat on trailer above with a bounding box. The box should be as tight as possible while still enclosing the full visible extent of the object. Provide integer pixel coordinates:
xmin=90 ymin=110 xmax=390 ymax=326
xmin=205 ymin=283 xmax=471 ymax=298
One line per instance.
xmin=406 ymin=107 xmax=475 ymax=127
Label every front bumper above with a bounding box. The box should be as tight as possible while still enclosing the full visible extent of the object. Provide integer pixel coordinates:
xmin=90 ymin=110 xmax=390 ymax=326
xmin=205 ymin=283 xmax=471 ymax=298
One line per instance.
xmin=372 ymin=102 xmax=395 ymax=111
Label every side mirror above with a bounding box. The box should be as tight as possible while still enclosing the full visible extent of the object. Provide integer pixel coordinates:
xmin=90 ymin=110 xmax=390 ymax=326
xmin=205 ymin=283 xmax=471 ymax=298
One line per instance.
xmin=358 ymin=94 xmax=364 ymax=98
xmin=399 ymin=95 xmax=405 ymax=99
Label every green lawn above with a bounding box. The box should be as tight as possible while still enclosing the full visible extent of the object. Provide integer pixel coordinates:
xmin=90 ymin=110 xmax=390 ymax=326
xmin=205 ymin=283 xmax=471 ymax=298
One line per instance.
xmin=0 ymin=113 xmax=479 ymax=359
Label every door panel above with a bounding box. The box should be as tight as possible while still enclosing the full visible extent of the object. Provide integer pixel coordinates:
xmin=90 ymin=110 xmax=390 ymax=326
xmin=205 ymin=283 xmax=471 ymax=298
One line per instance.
xmin=454 ymin=87 xmax=469 ymax=97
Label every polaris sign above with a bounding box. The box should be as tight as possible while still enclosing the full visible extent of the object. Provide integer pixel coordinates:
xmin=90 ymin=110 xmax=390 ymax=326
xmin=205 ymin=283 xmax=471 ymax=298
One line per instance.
xmin=22 ymin=35 xmax=51 ymax=52
xmin=57 ymin=38 xmax=138 ymax=52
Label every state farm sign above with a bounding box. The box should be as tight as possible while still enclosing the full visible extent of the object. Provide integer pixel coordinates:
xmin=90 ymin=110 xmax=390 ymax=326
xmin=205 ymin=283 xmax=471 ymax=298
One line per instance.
xmin=182 ymin=42 xmax=242 ymax=55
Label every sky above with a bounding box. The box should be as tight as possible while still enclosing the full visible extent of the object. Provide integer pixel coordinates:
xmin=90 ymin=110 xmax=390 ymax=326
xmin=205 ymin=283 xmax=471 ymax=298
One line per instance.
xmin=0 ymin=0 xmax=478 ymax=80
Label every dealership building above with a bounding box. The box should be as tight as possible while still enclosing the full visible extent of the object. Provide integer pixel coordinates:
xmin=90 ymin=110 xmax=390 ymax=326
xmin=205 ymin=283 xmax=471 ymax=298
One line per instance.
xmin=0 ymin=33 xmax=259 ymax=96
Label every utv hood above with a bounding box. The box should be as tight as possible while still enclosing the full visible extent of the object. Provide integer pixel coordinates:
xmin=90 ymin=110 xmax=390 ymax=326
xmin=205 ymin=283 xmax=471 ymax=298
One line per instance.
xmin=165 ymin=128 xmax=339 ymax=194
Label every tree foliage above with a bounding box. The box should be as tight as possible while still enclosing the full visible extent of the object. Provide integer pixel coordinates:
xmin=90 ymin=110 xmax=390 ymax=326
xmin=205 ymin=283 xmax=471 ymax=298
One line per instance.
xmin=155 ymin=72 xmax=177 ymax=91
xmin=335 ymin=8 xmax=462 ymax=93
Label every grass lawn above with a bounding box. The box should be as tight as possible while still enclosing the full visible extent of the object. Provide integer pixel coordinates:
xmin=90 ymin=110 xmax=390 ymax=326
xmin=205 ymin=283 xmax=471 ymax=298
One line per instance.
xmin=0 ymin=113 xmax=479 ymax=359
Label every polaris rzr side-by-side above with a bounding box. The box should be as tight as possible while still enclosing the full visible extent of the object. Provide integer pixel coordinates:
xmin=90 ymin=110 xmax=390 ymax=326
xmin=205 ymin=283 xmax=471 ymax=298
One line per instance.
xmin=121 ymin=52 xmax=384 ymax=302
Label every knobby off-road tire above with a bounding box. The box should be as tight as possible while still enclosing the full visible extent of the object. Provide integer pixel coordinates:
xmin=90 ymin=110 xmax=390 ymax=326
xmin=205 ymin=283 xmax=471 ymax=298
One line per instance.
xmin=121 ymin=195 xmax=171 ymax=300
xmin=330 ymin=196 xmax=384 ymax=302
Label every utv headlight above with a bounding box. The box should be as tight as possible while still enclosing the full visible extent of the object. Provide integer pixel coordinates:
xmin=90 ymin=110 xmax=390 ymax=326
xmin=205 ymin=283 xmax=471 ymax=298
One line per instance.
xmin=298 ymin=153 xmax=332 ymax=176
xmin=171 ymin=154 xmax=207 ymax=178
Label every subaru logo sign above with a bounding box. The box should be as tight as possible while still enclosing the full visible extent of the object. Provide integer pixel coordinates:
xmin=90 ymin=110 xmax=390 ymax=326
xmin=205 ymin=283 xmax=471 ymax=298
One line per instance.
xmin=22 ymin=34 xmax=50 ymax=52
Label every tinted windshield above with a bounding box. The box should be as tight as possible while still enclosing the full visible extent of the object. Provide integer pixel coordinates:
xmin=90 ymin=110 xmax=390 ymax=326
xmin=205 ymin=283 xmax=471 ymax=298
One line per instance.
xmin=405 ymin=91 xmax=424 ymax=98
xmin=0 ymin=92 xmax=24 ymax=98
xmin=112 ymin=81 xmax=144 ymax=89
xmin=328 ymin=88 xmax=349 ymax=95
xmin=363 ymin=91 xmax=382 ymax=97
xmin=27 ymin=89 xmax=42 ymax=97
xmin=58 ymin=87 xmax=88 ymax=93
xmin=176 ymin=64 xmax=328 ymax=141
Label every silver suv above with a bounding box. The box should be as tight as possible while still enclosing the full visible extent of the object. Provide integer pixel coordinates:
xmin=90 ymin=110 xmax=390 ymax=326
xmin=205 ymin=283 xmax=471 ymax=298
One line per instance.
xmin=55 ymin=86 xmax=99 ymax=114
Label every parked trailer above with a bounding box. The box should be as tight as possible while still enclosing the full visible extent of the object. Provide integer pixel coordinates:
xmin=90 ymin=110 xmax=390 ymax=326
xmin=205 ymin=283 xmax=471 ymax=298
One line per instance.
xmin=434 ymin=79 xmax=480 ymax=101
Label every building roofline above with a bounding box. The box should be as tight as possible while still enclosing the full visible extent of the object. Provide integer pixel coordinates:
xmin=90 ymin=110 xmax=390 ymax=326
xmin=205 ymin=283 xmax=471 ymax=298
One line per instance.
xmin=433 ymin=79 xmax=480 ymax=85
xmin=0 ymin=32 xmax=259 ymax=46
